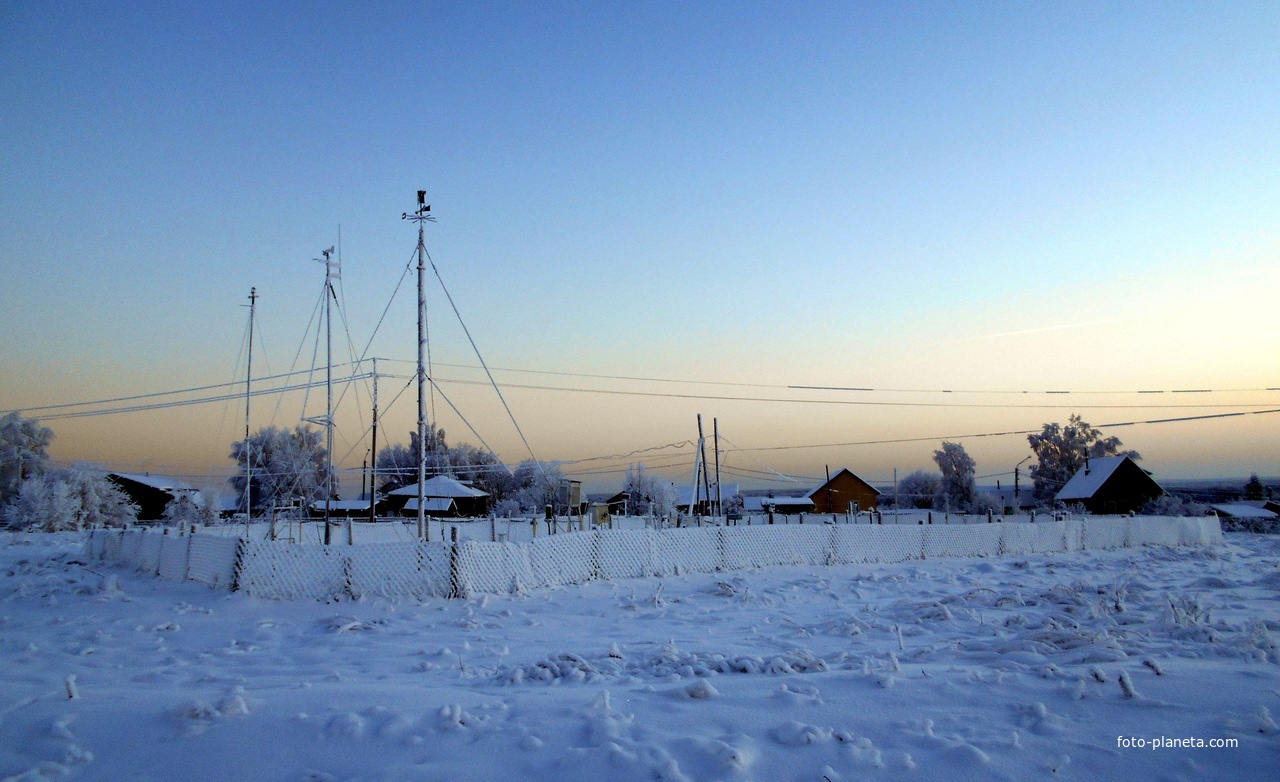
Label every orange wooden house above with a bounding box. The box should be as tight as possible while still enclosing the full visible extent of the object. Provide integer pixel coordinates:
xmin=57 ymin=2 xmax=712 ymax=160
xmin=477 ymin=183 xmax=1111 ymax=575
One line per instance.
xmin=808 ymin=468 xmax=880 ymax=513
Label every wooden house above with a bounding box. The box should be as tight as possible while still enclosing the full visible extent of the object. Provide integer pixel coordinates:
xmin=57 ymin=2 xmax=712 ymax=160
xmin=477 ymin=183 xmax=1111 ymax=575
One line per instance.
xmin=808 ymin=468 xmax=880 ymax=513
xmin=1055 ymin=456 xmax=1163 ymax=515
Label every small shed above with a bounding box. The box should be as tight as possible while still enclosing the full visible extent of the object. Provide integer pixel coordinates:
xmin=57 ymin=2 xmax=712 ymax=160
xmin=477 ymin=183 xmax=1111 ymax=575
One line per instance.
xmin=808 ymin=468 xmax=880 ymax=513
xmin=1055 ymin=456 xmax=1164 ymax=515
xmin=106 ymin=472 xmax=203 ymax=521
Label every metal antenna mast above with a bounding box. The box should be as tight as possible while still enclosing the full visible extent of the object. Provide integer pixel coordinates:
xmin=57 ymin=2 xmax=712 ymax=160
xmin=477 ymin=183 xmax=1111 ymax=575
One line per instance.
xmin=404 ymin=191 xmax=435 ymax=540
xmin=306 ymin=247 xmax=338 ymax=544
xmin=243 ymin=287 xmax=257 ymax=537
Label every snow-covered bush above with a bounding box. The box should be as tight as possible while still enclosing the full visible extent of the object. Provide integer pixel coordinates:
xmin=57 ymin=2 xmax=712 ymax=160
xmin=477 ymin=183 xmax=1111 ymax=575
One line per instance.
xmin=969 ymin=491 xmax=1003 ymax=515
xmin=2 ymin=468 xmax=137 ymax=531
xmin=161 ymin=493 xmax=219 ymax=527
xmin=895 ymin=470 xmax=940 ymax=509
xmin=1140 ymin=495 xmax=1211 ymax=518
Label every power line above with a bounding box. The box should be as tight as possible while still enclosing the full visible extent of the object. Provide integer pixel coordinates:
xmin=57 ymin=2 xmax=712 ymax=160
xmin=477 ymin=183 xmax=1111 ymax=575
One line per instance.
xmin=731 ymin=407 xmax=1280 ymax=453
xmin=421 ymin=376 xmax=1275 ymax=410
xmin=374 ymin=357 xmax=1278 ymax=397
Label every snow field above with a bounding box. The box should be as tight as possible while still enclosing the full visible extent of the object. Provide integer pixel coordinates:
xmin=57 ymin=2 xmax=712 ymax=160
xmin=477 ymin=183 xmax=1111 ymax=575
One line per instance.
xmin=2 ymin=531 xmax=1279 ymax=781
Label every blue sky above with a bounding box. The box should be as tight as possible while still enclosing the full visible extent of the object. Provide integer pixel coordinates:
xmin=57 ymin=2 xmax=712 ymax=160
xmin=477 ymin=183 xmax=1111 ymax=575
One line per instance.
xmin=2 ymin=2 xmax=1278 ymax=492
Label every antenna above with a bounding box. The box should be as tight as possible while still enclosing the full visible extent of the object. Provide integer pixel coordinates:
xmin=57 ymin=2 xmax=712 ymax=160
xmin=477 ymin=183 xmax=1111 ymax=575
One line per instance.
xmin=403 ymin=192 xmax=436 ymax=540
xmin=305 ymin=246 xmax=339 ymax=543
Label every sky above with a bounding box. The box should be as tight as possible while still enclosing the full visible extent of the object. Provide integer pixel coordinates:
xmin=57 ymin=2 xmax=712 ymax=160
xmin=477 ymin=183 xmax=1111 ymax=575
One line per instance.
xmin=2 ymin=1 xmax=1278 ymax=496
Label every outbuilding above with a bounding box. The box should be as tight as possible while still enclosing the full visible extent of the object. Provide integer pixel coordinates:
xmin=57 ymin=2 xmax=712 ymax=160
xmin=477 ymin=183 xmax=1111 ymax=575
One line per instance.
xmin=1055 ymin=456 xmax=1164 ymax=515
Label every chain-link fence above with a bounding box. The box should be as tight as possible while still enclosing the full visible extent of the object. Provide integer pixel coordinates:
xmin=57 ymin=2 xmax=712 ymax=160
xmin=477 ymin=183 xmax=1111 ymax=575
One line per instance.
xmin=85 ymin=515 xmax=1223 ymax=601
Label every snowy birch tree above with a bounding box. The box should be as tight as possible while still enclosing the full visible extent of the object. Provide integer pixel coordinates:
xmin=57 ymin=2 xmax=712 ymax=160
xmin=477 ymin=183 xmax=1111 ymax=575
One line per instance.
xmin=933 ymin=441 xmax=977 ymax=511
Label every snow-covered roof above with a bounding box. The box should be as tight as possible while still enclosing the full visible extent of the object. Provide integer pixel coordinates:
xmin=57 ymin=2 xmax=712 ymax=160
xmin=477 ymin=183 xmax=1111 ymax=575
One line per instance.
xmin=388 ymin=476 xmax=489 ymax=498
xmin=1055 ymin=457 xmax=1133 ymax=501
xmin=1210 ymin=503 xmax=1278 ymax=520
xmin=403 ymin=498 xmax=455 ymax=512
xmin=742 ymin=495 xmax=815 ymax=512
xmin=108 ymin=472 xmax=198 ymax=493
xmin=310 ymin=500 xmax=377 ymax=512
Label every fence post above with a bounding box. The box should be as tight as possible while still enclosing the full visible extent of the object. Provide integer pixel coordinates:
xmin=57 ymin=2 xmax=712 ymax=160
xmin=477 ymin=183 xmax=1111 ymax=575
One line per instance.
xmin=716 ymin=526 xmax=728 ymax=572
xmin=449 ymin=526 xmax=462 ymax=599
xmin=230 ymin=538 xmax=247 ymax=593
xmin=591 ymin=529 xmax=602 ymax=581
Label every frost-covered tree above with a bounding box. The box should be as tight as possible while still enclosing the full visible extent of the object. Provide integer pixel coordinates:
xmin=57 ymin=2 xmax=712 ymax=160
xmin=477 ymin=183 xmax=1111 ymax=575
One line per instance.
xmin=1 ymin=412 xmax=54 ymax=504
xmin=896 ymin=470 xmax=940 ymax=509
xmin=1244 ymin=474 xmax=1267 ymax=501
xmin=933 ymin=441 xmax=978 ymax=512
xmin=505 ymin=460 xmax=567 ymax=514
xmin=621 ymin=464 xmax=678 ymax=516
xmin=1027 ymin=415 xmax=1138 ymax=502
xmin=3 ymin=468 xmax=137 ymax=531
xmin=374 ymin=427 xmax=448 ymax=492
xmin=229 ymin=425 xmax=334 ymax=513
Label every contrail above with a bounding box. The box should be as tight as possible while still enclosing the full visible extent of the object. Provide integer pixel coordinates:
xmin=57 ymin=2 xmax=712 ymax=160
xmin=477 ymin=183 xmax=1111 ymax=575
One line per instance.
xmin=959 ymin=319 xmax=1114 ymax=342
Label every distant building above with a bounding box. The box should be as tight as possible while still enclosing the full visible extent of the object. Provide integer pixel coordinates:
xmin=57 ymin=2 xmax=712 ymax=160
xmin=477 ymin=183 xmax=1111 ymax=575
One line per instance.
xmin=386 ymin=476 xmax=489 ymax=517
xmin=808 ymin=468 xmax=880 ymax=513
xmin=1210 ymin=502 xmax=1279 ymax=523
xmin=1055 ymin=456 xmax=1164 ymax=515
xmin=742 ymin=495 xmax=814 ymax=514
xmin=106 ymin=472 xmax=203 ymax=522
xmin=309 ymin=499 xmax=379 ymax=518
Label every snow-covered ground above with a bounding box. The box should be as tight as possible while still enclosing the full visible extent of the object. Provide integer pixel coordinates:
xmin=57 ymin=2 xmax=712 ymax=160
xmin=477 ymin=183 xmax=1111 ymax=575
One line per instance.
xmin=2 ymin=531 xmax=1277 ymax=781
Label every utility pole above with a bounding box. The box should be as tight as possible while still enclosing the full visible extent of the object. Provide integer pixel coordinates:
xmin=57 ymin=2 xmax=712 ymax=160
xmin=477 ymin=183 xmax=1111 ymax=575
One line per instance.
xmin=1015 ymin=456 xmax=1030 ymax=511
xmin=697 ymin=414 xmax=711 ymax=520
xmin=369 ymin=357 xmax=378 ymax=526
xmin=825 ymin=464 xmax=833 ymax=514
xmin=404 ymin=191 xmax=435 ymax=540
xmin=243 ymin=287 xmax=257 ymax=539
xmin=712 ymin=417 xmax=722 ymax=519
xmin=893 ymin=467 xmax=899 ymax=525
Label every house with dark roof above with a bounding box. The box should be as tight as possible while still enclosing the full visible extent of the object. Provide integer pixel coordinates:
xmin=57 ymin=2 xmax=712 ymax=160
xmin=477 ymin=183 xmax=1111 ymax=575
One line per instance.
xmin=808 ymin=468 xmax=880 ymax=513
xmin=385 ymin=475 xmax=489 ymax=517
xmin=1055 ymin=456 xmax=1163 ymax=515
xmin=106 ymin=472 xmax=204 ymax=521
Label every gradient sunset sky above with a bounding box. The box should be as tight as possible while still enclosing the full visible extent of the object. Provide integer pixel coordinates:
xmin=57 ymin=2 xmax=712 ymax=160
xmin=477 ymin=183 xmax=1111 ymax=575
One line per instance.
xmin=2 ymin=2 xmax=1278 ymax=495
